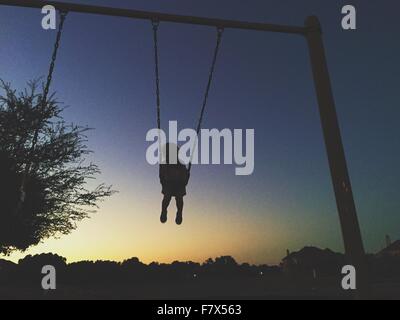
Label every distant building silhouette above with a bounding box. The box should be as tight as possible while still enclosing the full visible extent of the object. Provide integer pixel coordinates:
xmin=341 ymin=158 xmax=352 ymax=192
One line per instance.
xmin=281 ymin=247 xmax=345 ymax=280
xmin=378 ymin=240 xmax=400 ymax=258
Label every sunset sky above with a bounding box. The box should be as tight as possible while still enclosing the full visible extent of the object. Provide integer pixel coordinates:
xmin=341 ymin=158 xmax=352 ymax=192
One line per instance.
xmin=1 ymin=0 xmax=399 ymax=265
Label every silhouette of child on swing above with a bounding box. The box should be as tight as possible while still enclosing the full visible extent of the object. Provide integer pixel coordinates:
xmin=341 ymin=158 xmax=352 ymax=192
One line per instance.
xmin=159 ymin=143 xmax=190 ymax=225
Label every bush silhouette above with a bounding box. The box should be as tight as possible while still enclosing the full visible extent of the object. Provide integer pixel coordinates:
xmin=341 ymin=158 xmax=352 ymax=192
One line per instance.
xmin=0 ymin=80 xmax=114 ymax=255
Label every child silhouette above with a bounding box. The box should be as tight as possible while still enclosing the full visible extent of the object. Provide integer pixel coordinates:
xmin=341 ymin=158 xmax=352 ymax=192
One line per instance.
xmin=159 ymin=143 xmax=190 ymax=225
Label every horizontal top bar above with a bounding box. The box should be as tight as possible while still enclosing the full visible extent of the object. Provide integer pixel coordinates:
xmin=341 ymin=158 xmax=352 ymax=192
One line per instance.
xmin=0 ymin=0 xmax=307 ymax=35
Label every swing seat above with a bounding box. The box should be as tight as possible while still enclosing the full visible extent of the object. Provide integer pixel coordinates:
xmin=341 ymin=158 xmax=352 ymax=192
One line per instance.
xmin=161 ymin=165 xmax=188 ymax=184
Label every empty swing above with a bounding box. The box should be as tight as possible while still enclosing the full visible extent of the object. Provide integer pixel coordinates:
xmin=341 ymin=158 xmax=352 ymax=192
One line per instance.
xmin=150 ymin=20 xmax=224 ymax=225
xmin=17 ymin=11 xmax=68 ymax=215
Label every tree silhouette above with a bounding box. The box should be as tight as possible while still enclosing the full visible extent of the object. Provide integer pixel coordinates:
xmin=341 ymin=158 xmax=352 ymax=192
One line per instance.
xmin=0 ymin=80 xmax=114 ymax=255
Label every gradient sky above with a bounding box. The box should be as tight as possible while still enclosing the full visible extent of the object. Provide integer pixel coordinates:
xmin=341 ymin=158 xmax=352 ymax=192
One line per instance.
xmin=0 ymin=0 xmax=399 ymax=265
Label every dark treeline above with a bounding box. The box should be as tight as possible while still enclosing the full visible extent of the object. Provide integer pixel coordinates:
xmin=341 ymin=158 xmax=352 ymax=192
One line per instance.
xmin=0 ymin=244 xmax=399 ymax=299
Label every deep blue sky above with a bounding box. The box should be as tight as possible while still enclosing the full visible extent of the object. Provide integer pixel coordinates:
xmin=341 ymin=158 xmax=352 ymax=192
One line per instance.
xmin=1 ymin=0 xmax=399 ymax=264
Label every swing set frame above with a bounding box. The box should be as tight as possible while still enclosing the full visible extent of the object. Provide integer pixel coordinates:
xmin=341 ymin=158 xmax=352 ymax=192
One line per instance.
xmin=0 ymin=0 xmax=369 ymax=299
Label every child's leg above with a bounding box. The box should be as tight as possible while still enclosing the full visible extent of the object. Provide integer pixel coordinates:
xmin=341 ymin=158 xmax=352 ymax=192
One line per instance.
xmin=162 ymin=195 xmax=172 ymax=213
xmin=160 ymin=195 xmax=172 ymax=223
xmin=175 ymin=196 xmax=184 ymax=225
xmin=176 ymin=196 xmax=184 ymax=214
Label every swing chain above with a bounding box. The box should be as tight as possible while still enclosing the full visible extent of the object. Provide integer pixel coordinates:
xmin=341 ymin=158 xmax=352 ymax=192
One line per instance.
xmin=188 ymin=26 xmax=224 ymax=173
xmin=195 ymin=26 xmax=224 ymax=136
xmin=43 ymin=10 xmax=68 ymax=104
xmin=151 ymin=19 xmax=161 ymax=131
xmin=16 ymin=10 xmax=68 ymax=215
xmin=151 ymin=18 xmax=160 ymax=29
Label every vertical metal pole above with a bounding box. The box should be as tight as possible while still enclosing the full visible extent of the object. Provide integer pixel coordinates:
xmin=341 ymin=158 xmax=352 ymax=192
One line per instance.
xmin=305 ymin=16 xmax=369 ymax=299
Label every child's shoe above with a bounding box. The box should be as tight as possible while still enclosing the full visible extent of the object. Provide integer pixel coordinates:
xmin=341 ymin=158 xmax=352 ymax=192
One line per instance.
xmin=175 ymin=212 xmax=183 ymax=225
xmin=160 ymin=210 xmax=168 ymax=224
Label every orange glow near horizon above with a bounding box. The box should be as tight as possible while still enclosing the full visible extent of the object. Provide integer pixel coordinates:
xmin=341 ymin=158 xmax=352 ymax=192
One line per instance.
xmin=4 ymin=178 xmax=298 ymax=266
